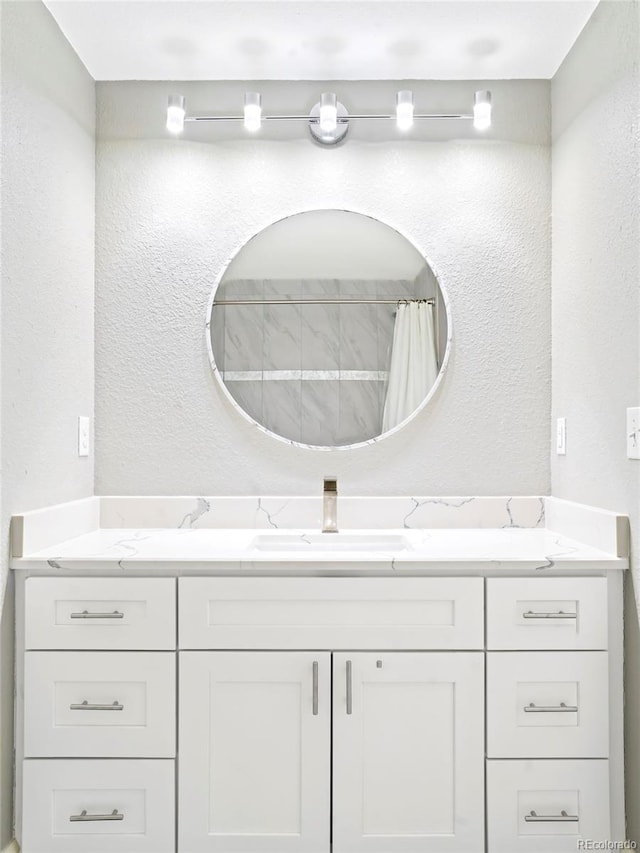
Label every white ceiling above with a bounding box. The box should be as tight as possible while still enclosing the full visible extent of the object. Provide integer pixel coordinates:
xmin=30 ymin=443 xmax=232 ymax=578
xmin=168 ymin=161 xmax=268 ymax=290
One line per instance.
xmin=44 ymin=0 xmax=598 ymax=82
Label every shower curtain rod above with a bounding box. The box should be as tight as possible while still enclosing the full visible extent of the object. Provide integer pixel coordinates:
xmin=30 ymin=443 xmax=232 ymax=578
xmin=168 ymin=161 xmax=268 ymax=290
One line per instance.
xmin=214 ymin=297 xmax=436 ymax=306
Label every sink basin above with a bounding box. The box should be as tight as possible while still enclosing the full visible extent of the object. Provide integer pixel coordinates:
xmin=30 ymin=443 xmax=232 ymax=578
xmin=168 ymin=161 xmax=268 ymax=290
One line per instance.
xmin=251 ymin=532 xmax=412 ymax=552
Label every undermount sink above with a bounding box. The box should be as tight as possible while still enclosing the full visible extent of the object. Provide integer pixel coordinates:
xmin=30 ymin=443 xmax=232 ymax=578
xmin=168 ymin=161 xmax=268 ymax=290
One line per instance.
xmin=251 ymin=532 xmax=412 ymax=552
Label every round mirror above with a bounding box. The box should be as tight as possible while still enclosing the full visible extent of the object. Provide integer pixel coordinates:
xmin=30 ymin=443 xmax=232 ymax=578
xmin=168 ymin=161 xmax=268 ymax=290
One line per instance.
xmin=206 ymin=210 xmax=450 ymax=449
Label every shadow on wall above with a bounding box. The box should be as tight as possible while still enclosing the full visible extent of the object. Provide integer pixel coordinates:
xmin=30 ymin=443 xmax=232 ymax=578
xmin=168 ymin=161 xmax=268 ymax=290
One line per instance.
xmin=0 ymin=572 xmax=16 ymax=848
xmin=624 ymin=572 xmax=640 ymax=844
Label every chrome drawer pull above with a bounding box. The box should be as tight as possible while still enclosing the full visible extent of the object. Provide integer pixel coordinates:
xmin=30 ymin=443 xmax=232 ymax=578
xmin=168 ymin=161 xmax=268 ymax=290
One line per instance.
xmin=70 ymin=610 xmax=124 ymax=619
xmin=312 ymin=661 xmax=319 ymax=716
xmin=70 ymin=700 xmax=124 ymax=711
xmin=524 ymin=701 xmax=578 ymax=713
xmin=525 ymin=809 xmax=578 ymax=823
xmin=346 ymin=660 xmax=352 ymax=715
xmin=523 ymin=610 xmax=577 ymax=619
xmin=70 ymin=809 xmax=124 ymax=822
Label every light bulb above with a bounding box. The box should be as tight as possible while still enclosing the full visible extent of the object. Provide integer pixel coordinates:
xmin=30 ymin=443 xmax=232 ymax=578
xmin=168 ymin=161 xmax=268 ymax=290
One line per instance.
xmin=244 ymin=92 xmax=262 ymax=132
xmin=166 ymin=94 xmax=185 ymax=134
xmin=396 ymin=90 xmax=414 ymax=131
xmin=473 ymin=90 xmax=492 ymax=131
xmin=319 ymin=93 xmax=338 ymax=133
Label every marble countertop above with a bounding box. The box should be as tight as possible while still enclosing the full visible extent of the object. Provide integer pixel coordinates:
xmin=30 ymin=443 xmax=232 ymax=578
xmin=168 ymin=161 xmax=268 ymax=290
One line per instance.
xmin=11 ymin=526 xmax=628 ymax=575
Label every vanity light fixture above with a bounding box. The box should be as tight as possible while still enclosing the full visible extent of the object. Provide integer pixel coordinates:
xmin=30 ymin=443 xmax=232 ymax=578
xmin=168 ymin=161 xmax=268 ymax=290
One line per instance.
xmin=396 ymin=90 xmax=414 ymax=131
xmin=473 ymin=90 xmax=492 ymax=131
xmin=166 ymin=94 xmax=186 ymax=134
xmin=243 ymin=92 xmax=262 ymax=131
xmin=166 ymin=88 xmax=492 ymax=145
xmin=319 ymin=92 xmax=338 ymax=133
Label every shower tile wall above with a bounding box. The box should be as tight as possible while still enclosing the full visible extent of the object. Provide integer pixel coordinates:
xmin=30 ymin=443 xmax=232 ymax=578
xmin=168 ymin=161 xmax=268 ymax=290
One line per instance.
xmin=212 ymin=278 xmax=416 ymax=445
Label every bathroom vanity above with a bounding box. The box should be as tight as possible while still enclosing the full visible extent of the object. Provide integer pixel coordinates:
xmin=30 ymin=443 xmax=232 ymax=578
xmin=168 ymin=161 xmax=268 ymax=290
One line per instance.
xmin=10 ymin=495 xmax=628 ymax=852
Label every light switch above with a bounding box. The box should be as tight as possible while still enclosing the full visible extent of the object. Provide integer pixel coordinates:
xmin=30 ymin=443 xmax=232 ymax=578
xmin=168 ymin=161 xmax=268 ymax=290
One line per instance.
xmin=78 ymin=416 xmax=90 ymax=457
xmin=556 ymin=418 xmax=566 ymax=455
xmin=627 ymin=408 xmax=640 ymax=459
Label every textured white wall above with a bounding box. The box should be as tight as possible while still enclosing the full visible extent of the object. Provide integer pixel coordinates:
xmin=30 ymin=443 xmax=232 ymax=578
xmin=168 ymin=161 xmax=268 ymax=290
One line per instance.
xmin=550 ymin=0 xmax=640 ymax=840
xmin=96 ymin=79 xmax=551 ymax=495
xmin=0 ymin=1 xmax=95 ymax=843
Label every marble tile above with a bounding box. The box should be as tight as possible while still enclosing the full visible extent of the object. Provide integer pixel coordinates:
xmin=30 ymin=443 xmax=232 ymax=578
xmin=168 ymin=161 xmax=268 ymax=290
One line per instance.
xmin=263 ymin=281 xmax=302 ymax=371
xmin=301 ymin=304 xmax=340 ymax=370
xmin=217 ymin=278 xmax=264 ymax=300
xmin=225 ymin=380 xmax=263 ymax=425
xmin=264 ymin=281 xmax=301 ymax=300
xmin=376 ymin=303 xmax=396 ymax=372
xmin=337 ymin=379 xmax=382 ymax=444
xmin=303 ymin=370 xmax=340 ymax=380
xmin=209 ymin=305 xmax=226 ymax=370
xmin=224 ymin=303 xmax=264 ymax=371
xmin=375 ymin=279 xmax=414 ymax=301
xmin=339 ymin=303 xmax=378 ymax=371
xmin=302 ymin=279 xmax=340 ymax=299
xmin=298 ymin=281 xmax=341 ymax=371
xmin=341 ymin=371 xmax=387 ymax=381
xmin=262 ymin=379 xmax=302 ymax=442
xmin=413 ymin=266 xmax=438 ymax=301
xmin=338 ymin=280 xmax=374 ymax=299
xmin=223 ymin=371 xmax=262 ymax=381
xmin=300 ymin=380 xmax=341 ymax=446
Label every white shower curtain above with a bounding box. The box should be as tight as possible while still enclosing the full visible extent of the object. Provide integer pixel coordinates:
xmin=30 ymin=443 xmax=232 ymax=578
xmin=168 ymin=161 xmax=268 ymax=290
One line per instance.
xmin=382 ymin=301 xmax=438 ymax=432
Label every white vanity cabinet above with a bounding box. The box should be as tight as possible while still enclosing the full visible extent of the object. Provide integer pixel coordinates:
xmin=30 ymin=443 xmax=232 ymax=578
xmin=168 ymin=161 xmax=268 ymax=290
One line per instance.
xmin=15 ymin=571 xmax=623 ymax=853
xmin=485 ymin=576 xmax=613 ymax=852
xmin=20 ymin=577 xmax=177 ymax=853
xmin=178 ymin=650 xmax=484 ymax=853
xmin=177 ymin=577 xmax=486 ymax=853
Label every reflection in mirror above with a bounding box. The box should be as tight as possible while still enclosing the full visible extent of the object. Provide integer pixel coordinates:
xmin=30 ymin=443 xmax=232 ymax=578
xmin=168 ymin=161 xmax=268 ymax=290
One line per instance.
xmin=207 ymin=210 xmax=449 ymax=449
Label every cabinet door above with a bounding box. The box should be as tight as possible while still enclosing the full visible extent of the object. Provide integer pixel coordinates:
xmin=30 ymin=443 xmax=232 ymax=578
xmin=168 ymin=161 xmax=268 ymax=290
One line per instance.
xmin=333 ymin=652 xmax=484 ymax=853
xmin=179 ymin=652 xmax=330 ymax=853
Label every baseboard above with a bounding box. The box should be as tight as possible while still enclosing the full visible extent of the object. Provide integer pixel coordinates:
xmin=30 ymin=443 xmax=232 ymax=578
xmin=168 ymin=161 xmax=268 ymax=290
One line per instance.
xmin=1 ymin=839 xmax=19 ymax=853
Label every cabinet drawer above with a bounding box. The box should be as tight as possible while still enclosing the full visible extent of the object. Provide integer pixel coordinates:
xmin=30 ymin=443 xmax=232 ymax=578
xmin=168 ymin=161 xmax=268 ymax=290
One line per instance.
xmin=25 ymin=577 xmax=176 ymax=650
xmin=179 ymin=577 xmax=484 ymax=649
xmin=487 ymin=759 xmax=610 ymax=852
xmin=24 ymin=652 xmax=176 ymax=757
xmin=486 ymin=578 xmax=607 ymax=650
xmin=487 ymin=652 xmax=609 ymax=758
xmin=22 ymin=759 xmax=174 ymax=852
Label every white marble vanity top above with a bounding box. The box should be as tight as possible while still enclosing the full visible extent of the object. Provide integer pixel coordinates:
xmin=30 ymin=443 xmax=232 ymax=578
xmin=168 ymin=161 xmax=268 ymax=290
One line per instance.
xmin=10 ymin=496 xmax=629 ymax=575
xmin=10 ymin=526 xmax=627 ymax=574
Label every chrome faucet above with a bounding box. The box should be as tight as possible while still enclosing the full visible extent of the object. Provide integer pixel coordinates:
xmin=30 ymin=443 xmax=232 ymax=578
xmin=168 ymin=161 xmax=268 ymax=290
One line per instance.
xmin=322 ymin=478 xmax=338 ymax=533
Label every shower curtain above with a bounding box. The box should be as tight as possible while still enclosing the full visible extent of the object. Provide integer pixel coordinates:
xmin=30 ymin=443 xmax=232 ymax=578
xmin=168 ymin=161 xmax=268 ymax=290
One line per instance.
xmin=382 ymin=300 xmax=438 ymax=432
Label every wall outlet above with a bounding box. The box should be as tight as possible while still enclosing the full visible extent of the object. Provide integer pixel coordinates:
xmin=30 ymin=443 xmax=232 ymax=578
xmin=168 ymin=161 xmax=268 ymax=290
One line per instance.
xmin=627 ymin=408 xmax=640 ymax=459
xmin=78 ymin=416 xmax=90 ymax=457
xmin=556 ymin=417 xmax=566 ymax=455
